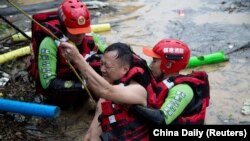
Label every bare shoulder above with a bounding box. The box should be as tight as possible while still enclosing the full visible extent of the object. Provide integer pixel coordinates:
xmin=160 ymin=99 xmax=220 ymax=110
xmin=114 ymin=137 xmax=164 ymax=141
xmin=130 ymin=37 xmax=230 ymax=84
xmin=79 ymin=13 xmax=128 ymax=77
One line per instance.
xmin=111 ymin=80 xmax=147 ymax=105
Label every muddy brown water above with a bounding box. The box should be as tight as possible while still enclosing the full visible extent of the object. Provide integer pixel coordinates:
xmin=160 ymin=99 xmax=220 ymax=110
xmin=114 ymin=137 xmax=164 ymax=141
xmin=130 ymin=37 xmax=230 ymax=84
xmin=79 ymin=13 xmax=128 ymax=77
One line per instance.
xmin=0 ymin=0 xmax=250 ymax=140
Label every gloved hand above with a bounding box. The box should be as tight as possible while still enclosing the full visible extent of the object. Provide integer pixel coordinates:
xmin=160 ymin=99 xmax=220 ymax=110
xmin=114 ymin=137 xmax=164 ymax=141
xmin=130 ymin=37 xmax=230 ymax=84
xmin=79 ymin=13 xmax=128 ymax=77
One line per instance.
xmin=49 ymin=79 xmax=84 ymax=92
xmin=132 ymin=105 xmax=165 ymax=126
xmin=73 ymin=82 xmax=84 ymax=90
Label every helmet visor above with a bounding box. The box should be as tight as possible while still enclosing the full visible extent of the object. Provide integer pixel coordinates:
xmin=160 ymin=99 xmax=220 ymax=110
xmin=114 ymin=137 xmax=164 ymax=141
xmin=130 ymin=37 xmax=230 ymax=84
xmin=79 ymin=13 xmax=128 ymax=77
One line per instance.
xmin=66 ymin=26 xmax=91 ymax=34
xmin=143 ymin=47 xmax=161 ymax=58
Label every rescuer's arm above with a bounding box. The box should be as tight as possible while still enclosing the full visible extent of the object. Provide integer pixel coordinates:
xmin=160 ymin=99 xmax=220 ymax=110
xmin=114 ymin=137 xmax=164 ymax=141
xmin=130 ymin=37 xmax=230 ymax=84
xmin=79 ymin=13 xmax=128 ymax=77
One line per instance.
xmin=160 ymin=84 xmax=194 ymax=124
xmin=132 ymin=105 xmax=165 ymax=125
xmin=38 ymin=37 xmax=83 ymax=92
xmin=133 ymin=84 xmax=194 ymax=125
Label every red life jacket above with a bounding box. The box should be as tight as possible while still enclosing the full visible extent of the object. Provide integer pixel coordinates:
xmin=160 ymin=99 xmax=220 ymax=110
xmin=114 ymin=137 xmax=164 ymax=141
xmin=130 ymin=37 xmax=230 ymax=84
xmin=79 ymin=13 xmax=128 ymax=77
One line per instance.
xmin=29 ymin=11 xmax=98 ymax=94
xmin=157 ymin=71 xmax=210 ymax=124
xmin=129 ymin=55 xmax=159 ymax=108
xmin=99 ymin=56 xmax=155 ymax=141
xmin=55 ymin=38 xmax=96 ymax=78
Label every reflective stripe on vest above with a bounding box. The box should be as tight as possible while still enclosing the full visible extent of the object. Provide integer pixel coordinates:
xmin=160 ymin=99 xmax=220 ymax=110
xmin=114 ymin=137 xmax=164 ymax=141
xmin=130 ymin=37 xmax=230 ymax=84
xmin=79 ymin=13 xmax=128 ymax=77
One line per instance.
xmin=162 ymin=79 xmax=174 ymax=89
xmin=99 ymin=100 xmax=149 ymax=141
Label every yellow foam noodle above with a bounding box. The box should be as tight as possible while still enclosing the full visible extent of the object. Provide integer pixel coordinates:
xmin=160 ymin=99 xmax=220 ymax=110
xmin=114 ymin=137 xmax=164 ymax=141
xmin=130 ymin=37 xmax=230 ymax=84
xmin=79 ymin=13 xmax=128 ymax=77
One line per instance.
xmin=11 ymin=23 xmax=111 ymax=42
xmin=11 ymin=32 xmax=32 ymax=42
xmin=0 ymin=46 xmax=31 ymax=64
xmin=91 ymin=23 xmax=111 ymax=33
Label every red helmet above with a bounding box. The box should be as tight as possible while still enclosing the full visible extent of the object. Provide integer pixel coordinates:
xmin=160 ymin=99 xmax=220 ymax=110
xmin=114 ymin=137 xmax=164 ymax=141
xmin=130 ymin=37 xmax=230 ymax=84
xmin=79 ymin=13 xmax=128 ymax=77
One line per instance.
xmin=143 ymin=39 xmax=190 ymax=74
xmin=58 ymin=0 xmax=91 ymax=34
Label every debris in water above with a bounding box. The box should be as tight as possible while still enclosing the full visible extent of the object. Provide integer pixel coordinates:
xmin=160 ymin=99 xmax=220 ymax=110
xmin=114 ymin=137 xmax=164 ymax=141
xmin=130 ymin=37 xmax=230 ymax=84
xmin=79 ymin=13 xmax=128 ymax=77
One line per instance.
xmin=0 ymin=71 xmax=10 ymax=87
xmin=228 ymin=44 xmax=234 ymax=49
xmin=179 ymin=9 xmax=185 ymax=16
xmin=241 ymin=99 xmax=250 ymax=115
xmin=0 ymin=5 xmax=7 ymax=9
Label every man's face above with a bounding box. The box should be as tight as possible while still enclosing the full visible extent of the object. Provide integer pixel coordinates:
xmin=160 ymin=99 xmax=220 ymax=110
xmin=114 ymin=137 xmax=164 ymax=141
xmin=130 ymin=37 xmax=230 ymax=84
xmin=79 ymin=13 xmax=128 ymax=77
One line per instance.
xmin=66 ymin=31 xmax=85 ymax=45
xmin=100 ymin=50 xmax=129 ymax=83
xmin=150 ymin=58 xmax=162 ymax=80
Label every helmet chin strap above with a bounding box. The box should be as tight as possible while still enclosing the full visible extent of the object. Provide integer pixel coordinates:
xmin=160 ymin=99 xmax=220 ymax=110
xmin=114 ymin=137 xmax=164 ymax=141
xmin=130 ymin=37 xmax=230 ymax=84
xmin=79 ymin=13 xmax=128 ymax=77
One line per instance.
xmin=165 ymin=61 xmax=172 ymax=69
xmin=161 ymin=61 xmax=180 ymax=79
xmin=158 ymin=72 xmax=165 ymax=82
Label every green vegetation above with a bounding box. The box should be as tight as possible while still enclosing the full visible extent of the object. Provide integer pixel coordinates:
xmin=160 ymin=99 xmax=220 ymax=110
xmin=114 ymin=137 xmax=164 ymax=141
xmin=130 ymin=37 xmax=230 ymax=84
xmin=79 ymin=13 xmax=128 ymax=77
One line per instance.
xmin=0 ymin=21 xmax=15 ymax=39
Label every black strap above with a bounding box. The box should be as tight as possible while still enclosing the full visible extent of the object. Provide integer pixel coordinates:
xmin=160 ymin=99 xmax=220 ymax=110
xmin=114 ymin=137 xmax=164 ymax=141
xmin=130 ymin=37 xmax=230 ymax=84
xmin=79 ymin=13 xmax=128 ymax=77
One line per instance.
xmin=165 ymin=54 xmax=183 ymax=60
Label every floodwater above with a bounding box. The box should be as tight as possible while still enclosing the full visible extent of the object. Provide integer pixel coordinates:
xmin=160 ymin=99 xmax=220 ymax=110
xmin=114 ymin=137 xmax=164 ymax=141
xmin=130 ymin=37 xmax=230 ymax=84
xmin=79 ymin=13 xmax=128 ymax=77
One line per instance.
xmin=1 ymin=0 xmax=250 ymax=140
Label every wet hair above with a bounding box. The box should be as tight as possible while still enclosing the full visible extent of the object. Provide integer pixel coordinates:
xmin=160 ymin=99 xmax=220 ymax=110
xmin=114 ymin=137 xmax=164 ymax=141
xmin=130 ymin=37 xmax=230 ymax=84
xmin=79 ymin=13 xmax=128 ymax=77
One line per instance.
xmin=104 ymin=42 xmax=133 ymax=67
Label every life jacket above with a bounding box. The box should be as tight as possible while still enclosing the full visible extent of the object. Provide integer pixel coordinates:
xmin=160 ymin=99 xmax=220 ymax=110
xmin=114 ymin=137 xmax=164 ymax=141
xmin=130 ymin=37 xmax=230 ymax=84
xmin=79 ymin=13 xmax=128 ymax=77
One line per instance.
xmin=28 ymin=11 xmax=100 ymax=98
xmin=98 ymin=55 xmax=154 ymax=141
xmin=157 ymin=71 xmax=210 ymax=124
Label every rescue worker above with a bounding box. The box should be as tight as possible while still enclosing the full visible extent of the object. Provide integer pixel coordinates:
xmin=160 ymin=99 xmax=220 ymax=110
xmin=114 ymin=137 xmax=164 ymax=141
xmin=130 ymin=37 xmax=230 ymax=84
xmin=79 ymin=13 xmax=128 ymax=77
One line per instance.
xmin=133 ymin=38 xmax=210 ymax=125
xmin=32 ymin=0 xmax=101 ymax=107
xmin=60 ymin=42 xmax=153 ymax=141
